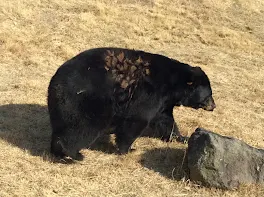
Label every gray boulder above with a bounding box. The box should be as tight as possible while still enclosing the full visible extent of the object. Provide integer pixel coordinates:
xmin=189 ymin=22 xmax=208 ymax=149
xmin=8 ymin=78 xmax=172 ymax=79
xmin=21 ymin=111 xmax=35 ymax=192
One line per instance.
xmin=187 ymin=128 xmax=264 ymax=189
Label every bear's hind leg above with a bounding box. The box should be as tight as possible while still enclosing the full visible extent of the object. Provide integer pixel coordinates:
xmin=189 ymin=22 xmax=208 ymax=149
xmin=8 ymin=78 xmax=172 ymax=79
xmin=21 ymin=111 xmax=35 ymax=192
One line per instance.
xmin=60 ymin=126 xmax=105 ymax=161
xmin=51 ymin=131 xmax=84 ymax=161
xmin=60 ymin=134 xmax=85 ymax=161
xmin=51 ymin=134 xmax=66 ymax=158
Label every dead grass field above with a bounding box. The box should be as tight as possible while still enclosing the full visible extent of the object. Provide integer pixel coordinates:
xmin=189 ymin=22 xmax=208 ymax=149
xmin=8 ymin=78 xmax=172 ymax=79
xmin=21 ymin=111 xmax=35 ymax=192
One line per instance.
xmin=0 ymin=0 xmax=264 ymax=196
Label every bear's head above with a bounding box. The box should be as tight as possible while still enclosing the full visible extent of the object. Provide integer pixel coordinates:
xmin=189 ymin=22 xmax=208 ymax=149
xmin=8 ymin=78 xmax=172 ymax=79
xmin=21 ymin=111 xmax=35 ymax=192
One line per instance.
xmin=177 ymin=66 xmax=216 ymax=111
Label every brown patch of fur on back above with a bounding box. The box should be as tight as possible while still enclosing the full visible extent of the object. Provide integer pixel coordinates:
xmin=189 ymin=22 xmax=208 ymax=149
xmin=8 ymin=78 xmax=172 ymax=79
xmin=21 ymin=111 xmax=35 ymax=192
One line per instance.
xmin=104 ymin=50 xmax=150 ymax=89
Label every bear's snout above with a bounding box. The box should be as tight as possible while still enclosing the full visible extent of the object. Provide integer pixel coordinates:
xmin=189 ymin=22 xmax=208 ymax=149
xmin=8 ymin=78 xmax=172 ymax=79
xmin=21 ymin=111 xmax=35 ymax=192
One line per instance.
xmin=203 ymin=96 xmax=216 ymax=111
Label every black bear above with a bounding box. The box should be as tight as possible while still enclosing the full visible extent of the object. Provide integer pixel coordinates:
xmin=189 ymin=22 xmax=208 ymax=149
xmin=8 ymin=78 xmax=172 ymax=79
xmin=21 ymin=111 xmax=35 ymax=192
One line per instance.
xmin=48 ymin=47 xmax=216 ymax=160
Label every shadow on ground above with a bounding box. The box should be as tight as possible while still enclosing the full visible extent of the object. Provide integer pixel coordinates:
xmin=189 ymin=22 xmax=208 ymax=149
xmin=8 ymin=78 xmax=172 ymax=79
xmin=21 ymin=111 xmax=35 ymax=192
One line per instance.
xmin=0 ymin=104 xmax=116 ymax=159
xmin=0 ymin=104 xmax=51 ymax=156
xmin=139 ymin=147 xmax=189 ymax=180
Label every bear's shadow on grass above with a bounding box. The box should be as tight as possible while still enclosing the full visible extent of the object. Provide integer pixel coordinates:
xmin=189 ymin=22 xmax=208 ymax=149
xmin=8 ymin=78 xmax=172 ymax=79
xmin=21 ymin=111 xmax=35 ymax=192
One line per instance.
xmin=139 ymin=147 xmax=189 ymax=181
xmin=0 ymin=104 xmax=116 ymax=159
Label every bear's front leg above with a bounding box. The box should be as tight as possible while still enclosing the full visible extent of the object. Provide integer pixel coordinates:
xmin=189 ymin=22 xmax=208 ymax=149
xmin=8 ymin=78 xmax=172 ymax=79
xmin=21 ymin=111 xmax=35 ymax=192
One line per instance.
xmin=150 ymin=113 xmax=189 ymax=143
xmin=115 ymin=118 xmax=148 ymax=154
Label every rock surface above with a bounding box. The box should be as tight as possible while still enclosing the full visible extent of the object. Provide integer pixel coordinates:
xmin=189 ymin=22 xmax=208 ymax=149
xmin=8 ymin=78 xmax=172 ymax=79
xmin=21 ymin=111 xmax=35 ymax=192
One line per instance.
xmin=187 ymin=128 xmax=264 ymax=189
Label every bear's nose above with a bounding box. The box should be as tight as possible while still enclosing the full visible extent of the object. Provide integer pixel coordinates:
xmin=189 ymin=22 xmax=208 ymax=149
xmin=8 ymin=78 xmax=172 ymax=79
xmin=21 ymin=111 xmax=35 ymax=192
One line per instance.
xmin=210 ymin=98 xmax=216 ymax=111
xmin=203 ymin=97 xmax=216 ymax=111
xmin=211 ymin=102 xmax=216 ymax=110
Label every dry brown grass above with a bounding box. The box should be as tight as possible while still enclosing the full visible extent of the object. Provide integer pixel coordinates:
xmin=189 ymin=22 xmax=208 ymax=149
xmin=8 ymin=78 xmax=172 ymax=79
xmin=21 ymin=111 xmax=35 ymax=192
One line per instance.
xmin=0 ymin=0 xmax=264 ymax=196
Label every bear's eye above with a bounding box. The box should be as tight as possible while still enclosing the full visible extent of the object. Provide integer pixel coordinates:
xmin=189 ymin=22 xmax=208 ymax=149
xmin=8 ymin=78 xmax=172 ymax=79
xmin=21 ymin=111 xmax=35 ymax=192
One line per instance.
xmin=187 ymin=82 xmax=193 ymax=85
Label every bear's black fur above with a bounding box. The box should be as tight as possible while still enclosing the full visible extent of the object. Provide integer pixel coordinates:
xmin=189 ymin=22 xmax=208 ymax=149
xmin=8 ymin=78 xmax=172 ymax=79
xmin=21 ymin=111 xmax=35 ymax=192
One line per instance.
xmin=48 ymin=47 xmax=216 ymax=160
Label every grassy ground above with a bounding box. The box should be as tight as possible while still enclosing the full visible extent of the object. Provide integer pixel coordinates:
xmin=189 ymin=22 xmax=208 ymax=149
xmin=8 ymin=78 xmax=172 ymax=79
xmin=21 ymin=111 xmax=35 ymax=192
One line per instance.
xmin=0 ymin=0 xmax=264 ymax=196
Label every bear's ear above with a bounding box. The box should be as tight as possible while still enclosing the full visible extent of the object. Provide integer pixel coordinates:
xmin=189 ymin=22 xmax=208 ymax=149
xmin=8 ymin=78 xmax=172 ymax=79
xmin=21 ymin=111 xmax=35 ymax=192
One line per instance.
xmin=193 ymin=66 xmax=203 ymax=74
xmin=187 ymin=66 xmax=203 ymax=86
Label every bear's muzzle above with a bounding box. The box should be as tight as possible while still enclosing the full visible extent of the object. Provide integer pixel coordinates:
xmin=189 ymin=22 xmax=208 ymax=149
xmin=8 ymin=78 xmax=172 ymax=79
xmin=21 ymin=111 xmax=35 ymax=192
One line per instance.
xmin=202 ymin=96 xmax=216 ymax=111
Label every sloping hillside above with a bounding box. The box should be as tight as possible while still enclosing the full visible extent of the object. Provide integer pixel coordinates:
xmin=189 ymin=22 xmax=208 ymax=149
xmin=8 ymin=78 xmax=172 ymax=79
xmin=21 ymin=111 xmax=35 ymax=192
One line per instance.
xmin=0 ymin=0 xmax=264 ymax=196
